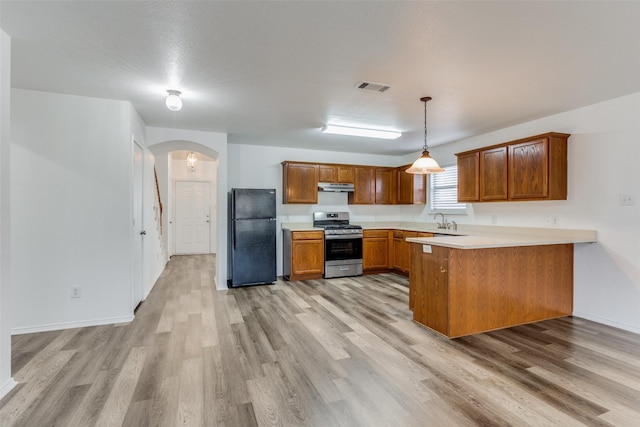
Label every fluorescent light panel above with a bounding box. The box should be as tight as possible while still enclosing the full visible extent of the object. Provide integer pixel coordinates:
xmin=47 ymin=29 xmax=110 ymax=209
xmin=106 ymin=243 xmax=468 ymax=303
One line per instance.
xmin=321 ymin=124 xmax=401 ymax=140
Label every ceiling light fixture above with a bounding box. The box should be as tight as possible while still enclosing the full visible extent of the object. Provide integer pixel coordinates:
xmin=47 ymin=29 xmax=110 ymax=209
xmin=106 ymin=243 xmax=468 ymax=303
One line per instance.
xmin=186 ymin=152 xmax=198 ymax=171
xmin=320 ymin=124 xmax=401 ymax=140
xmin=165 ymin=90 xmax=182 ymax=111
xmin=406 ymin=97 xmax=444 ymax=174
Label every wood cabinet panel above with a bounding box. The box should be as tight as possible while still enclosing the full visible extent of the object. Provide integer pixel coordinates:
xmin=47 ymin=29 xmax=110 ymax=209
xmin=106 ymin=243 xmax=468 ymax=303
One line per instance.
xmin=349 ymin=167 xmax=375 ymax=204
xmin=390 ymin=230 xmax=423 ymax=275
xmin=283 ymin=230 xmax=324 ymax=281
xmin=337 ymin=166 xmax=354 ymax=183
xmin=363 ymin=232 xmax=390 ymax=272
xmin=410 ymin=244 xmax=449 ymax=334
xmin=455 ymin=132 xmax=568 ymax=203
xmin=363 ymin=229 xmax=390 ymax=238
xmin=318 ymin=164 xmax=355 ymax=184
xmin=292 ymin=231 xmax=324 ymax=240
xmin=282 ymin=162 xmax=318 ymax=204
xmin=291 ymin=240 xmax=324 ymax=276
xmin=456 ymin=152 xmax=480 ymax=202
xmin=318 ymin=165 xmax=337 ymax=183
xmin=375 ymin=168 xmax=394 ymax=204
xmin=402 ymin=231 xmax=417 ymax=273
xmin=392 ymin=234 xmax=404 ymax=271
xmin=480 ymin=147 xmax=508 ymax=201
xmin=396 ymin=166 xmax=426 ymax=204
xmin=508 ymin=138 xmax=548 ymax=199
xmin=410 ymin=242 xmax=574 ymax=338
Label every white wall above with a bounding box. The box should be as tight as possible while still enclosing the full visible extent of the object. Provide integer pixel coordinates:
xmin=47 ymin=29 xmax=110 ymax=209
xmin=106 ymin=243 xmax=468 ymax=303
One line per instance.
xmin=11 ymin=89 xmax=135 ymax=332
xmin=415 ymin=92 xmax=640 ymax=333
xmin=0 ymin=29 xmax=16 ymax=399
xmin=169 ymin=156 xmax=217 ymax=256
xmin=146 ymin=127 xmax=228 ymax=290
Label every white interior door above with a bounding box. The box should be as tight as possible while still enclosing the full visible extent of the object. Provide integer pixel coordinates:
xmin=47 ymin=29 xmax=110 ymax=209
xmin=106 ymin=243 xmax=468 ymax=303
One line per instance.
xmin=175 ymin=181 xmax=211 ymax=254
xmin=132 ymin=142 xmax=144 ymax=309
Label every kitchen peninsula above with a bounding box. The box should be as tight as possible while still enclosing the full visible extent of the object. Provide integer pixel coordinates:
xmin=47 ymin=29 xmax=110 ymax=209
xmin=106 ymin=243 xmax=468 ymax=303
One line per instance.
xmin=406 ymin=227 xmax=597 ymax=338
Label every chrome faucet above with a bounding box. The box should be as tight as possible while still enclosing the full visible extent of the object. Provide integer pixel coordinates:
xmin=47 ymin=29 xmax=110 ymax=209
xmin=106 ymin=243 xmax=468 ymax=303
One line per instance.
xmin=449 ymin=220 xmax=457 ymax=231
xmin=433 ymin=212 xmax=447 ymax=229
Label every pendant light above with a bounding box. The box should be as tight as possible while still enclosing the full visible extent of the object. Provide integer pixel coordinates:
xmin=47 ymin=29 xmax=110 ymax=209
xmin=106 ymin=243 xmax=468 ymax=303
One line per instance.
xmin=406 ymin=96 xmax=444 ymax=174
xmin=186 ymin=152 xmax=198 ymax=171
xmin=165 ymin=90 xmax=183 ymax=111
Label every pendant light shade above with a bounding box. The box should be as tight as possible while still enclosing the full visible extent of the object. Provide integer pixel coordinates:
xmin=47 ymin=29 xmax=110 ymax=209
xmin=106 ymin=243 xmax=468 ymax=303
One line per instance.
xmin=166 ymin=90 xmax=182 ymax=111
xmin=405 ymin=150 xmax=444 ymax=174
xmin=406 ymin=96 xmax=444 ymax=174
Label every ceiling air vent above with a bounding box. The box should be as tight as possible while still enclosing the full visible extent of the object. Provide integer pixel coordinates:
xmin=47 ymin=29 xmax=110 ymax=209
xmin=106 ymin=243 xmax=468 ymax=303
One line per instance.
xmin=356 ymin=81 xmax=390 ymax=93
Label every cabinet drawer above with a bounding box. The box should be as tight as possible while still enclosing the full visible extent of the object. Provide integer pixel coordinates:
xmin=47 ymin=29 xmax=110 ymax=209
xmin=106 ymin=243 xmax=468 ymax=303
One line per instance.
xmin=363 ymin=229 xmax=389 ymax=238
xmin=392 ymin=231 xmax=404 ymax=239
xmin=291 ymin=231 xmax=324 ymax=240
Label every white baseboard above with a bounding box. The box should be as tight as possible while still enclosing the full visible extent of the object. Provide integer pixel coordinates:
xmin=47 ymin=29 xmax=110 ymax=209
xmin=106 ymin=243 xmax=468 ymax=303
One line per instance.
xmin=573 ymin=311 xmax=640 ymax=335
xmin=0 ymin=377 xmax=17 ymax=399
xmin=11 ymin=315 xmax=134 ymax=336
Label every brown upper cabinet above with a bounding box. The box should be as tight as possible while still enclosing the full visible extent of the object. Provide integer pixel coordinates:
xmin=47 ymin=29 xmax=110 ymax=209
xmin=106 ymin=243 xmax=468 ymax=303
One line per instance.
xmin=480 ymin=146 xmax=508 ymax=201
xmin=456 ymin=152 xmax=480 ymax=202
xmin=455 ymin=132 xmax=569 ymax=202
xmin=318 ymin=164 xmax=355 ymax=184
xmin=282 ymin=161 xmax=428 ymax=205
xmin=375 ymin=168 xmax=395 ymax=204
xmin=282 ymin=161 xmax=318 ymax=204
xmin=509 ymin=136 xmax=567 ymax=200
xmin=349 ymin=166 xmax=376 ymax=204
xmin=396 ymin=165 xmax=426 ymax=204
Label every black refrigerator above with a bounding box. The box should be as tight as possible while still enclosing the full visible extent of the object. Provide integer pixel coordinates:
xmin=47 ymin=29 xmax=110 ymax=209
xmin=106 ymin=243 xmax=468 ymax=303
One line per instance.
xmin=228 ymin=188 xmax=277 ymax=287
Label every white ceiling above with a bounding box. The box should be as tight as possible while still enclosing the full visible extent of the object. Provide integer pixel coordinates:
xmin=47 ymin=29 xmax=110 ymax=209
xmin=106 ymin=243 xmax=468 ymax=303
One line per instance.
xmin=2 ymin=1 xmax=640 ymax=156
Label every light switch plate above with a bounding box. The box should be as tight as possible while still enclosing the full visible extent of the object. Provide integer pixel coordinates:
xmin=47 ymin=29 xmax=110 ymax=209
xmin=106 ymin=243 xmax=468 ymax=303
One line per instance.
xmin=422 ymin=245 xmax=432 ymax=253
xmin=619 ymin=193 xmax=636 ymax=206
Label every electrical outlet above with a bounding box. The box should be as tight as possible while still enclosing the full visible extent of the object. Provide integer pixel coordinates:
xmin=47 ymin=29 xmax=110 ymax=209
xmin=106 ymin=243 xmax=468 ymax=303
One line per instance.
xmin=70 ymin=286 xmax=81 ymax=299
xmin=544 ymin=216 xmax=559 ymax=227
xmin=491 ymin=214 xmax=498 ymax=225
xmin=619 ymin=193 xmax=636 ymax=206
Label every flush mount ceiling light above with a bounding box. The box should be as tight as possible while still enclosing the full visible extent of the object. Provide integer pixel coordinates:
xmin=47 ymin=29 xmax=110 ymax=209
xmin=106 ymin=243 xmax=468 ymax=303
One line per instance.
xmin=320 ymin=124 xmax=401 ymax=140
xmin=186 ymin=152 xmax=198 ymax=171
xmin=165 ymin=90 xmax=182 ymax=111
xmin=406 ymin=97 xmax=444 ymax=174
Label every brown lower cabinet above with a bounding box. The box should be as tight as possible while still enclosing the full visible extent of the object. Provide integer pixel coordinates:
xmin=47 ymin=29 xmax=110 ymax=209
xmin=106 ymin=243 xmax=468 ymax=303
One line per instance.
xmin=391 ymin=230 xmax=434 ymax=275
xmin=409 ymin=242 xmax=574 ymax=338
xmin=363 ymin=230 xmax=391 ymax=273
xmin=365 ymin=229 xmax=433 ymax=276
xmin=283 ymin=230 xmax=324 ymax=281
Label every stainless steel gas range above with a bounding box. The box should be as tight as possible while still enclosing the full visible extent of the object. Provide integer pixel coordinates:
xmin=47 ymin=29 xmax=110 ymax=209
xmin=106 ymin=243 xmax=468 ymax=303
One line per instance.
xmin=313 ymin=212 xmax=363 ymax=279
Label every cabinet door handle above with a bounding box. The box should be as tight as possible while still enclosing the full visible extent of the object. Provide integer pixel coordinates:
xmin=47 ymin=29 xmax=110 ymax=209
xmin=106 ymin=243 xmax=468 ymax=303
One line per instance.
xmin=440 ymin=267 xmax=447 ymax=273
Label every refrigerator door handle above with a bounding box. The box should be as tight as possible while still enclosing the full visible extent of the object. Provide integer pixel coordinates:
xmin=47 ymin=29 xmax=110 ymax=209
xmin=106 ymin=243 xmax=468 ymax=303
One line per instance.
xmin=233 ymin=223 xmax=237 ymax=250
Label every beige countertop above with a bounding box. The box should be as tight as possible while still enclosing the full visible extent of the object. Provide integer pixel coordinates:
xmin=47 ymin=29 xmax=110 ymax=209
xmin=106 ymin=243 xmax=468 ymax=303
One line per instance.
xmin=281 ymin=221 xmax=597 ymax=249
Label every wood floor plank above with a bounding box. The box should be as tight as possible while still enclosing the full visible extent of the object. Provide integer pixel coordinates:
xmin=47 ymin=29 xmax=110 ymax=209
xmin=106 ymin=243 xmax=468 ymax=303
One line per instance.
xmin=175 ymin=358 xmax=203 ymax=427
xmin=2 ymin=254 xmax=639 ymax=427
xmin=94 ymin=346 xmax=147 ymax=427
xmin=0 ymin=349 xmax=76 ymax=425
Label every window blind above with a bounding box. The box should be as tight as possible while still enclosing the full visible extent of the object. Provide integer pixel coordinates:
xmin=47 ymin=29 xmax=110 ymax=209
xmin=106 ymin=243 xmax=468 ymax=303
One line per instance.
xmin=430 ymin=165 xmax=466 ymax=211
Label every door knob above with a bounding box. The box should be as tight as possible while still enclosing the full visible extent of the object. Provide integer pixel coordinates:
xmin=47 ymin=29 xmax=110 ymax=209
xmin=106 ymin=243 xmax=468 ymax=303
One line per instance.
xmin=140 ymin=230 xmax=147 ymax=236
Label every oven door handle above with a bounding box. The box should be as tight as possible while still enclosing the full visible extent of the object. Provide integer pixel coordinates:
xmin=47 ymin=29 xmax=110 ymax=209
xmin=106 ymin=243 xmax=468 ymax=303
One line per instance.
xmin=324 ymin=234 xmax=363 ymax=240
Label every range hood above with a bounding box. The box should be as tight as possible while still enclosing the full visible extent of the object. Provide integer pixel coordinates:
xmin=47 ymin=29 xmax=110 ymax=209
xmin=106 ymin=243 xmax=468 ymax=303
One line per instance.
xmin=318 ymin=182 xmax=355 ymax=193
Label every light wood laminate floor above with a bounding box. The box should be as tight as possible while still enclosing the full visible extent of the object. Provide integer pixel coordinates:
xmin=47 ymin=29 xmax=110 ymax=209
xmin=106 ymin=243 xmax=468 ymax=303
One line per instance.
xmin=1 ymin=254 xmax=639 ymax=426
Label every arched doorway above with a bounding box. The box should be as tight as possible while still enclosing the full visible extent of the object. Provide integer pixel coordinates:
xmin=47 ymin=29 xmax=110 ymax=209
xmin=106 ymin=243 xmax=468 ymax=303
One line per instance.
xmin=146 ymin=128 xmax=228 ymax=291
